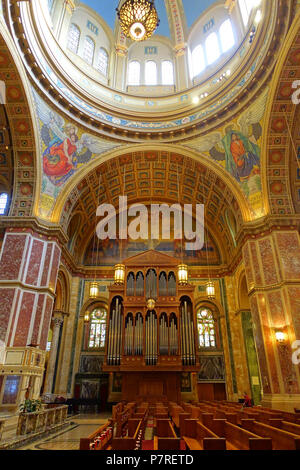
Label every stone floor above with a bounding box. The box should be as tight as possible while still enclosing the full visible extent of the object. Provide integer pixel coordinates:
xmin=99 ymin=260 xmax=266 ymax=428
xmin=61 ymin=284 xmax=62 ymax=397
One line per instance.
xmin=17 ymin=413 xmax=111 ymax=451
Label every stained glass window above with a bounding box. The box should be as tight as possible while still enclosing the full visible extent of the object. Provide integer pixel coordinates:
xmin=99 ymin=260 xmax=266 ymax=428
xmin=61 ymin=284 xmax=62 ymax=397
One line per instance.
xmin=197 ymin=308 xmax=216 ymax=348
xmin=67 ymin=23 xmax=80 ymax=54
xmin=97 ymin=48 xmax=108 ymax=76
xmin=0 ymin=193 xmax=8 ymax=215
xmin=83 ymin=36 xmax=95 ymax=65
xmin=88 ymin=308 xmax=107 ymax=349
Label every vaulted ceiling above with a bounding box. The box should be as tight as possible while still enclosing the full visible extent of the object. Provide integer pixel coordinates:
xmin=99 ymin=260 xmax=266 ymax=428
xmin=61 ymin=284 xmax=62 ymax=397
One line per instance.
xmin=60 ymin=150 xmax=243 ymax=265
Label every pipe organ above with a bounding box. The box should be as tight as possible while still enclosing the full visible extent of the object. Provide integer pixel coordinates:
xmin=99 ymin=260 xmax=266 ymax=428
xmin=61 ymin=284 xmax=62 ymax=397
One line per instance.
xmin=103 ymin=251 xmax=198 ymax=400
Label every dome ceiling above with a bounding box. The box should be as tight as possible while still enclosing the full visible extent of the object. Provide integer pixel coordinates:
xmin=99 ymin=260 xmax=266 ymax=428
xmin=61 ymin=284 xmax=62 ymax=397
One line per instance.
xmin=80 ymin=0 xmax=217 ymax=37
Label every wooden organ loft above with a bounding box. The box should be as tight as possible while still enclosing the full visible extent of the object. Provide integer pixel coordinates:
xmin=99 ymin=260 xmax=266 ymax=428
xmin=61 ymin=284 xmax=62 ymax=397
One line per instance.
xmin=103 ymin=251 xmax=198 ymax=402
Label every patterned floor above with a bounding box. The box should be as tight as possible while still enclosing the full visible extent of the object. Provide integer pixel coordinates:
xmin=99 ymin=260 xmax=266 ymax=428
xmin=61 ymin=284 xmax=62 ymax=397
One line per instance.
xmin=18 ymin=413 xmax=111 ymax=451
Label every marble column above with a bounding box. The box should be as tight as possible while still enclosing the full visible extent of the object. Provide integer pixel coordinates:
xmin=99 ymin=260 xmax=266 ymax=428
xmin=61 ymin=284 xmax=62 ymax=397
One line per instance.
xmin=242 ymin=230 xmax=300 ymax=411
xmin=0 ymin=227 xmax=61 ymax=408
xmin=44 ymin=315 xmax=64 ymax=395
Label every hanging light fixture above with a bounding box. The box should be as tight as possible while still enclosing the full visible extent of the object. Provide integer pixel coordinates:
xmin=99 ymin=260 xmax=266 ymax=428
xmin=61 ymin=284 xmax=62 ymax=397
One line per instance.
xmin=117 ymin=0 xmax=160 ymax=42
xmin=206 ymin=281 xmax=215 ymax=300
xmin=114 ymin=264 xmax=125 ymax=284
xmin=178 ymin=264 xmax=188 ymax=285
xmin=89 ymin=282 xmax=99 ymax=299
xmin=146 ymin=298 xmax=156 ymax=311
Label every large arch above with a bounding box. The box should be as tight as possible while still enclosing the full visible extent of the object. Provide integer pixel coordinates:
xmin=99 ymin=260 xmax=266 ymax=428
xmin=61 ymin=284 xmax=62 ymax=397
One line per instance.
xmin=262 ymin=8 xmax=300 ymax=216
xmin=55 ymin=147 xmax=251 ymax=266
xmin=0 ymin=16 xmax=39 ymax=217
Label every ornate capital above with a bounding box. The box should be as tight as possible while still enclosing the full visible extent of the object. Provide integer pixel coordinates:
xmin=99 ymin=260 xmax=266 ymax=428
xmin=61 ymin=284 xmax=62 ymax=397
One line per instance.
xmin=52 ymin=317 xmax=64 ymax=328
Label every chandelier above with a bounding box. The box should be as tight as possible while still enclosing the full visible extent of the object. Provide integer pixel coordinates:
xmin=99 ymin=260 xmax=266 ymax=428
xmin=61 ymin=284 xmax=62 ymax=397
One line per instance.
xmin=117 ymin=0 xmax=160 ymax=42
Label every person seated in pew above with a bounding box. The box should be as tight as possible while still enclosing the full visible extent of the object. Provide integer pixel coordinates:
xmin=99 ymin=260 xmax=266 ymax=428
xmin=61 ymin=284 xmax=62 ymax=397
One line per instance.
xmin=242 ymin=392 xmax=253 ymax=409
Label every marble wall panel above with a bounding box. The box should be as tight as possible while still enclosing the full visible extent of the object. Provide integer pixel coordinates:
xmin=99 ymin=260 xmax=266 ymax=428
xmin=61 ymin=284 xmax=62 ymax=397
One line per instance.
xmin=0 ymin=288 xmax=15 ymax=343
xmin=13 ymin=291 xmax=35 ymax=346
xmin=40 ymin=244 xmax=53 ymax=287
xmin=0 ymin=234 xmax=27 ymax=281
xmin=268 ymin=290 xmax=299 ymax=394
xmin=249 ymin=295 xmax=271 ymax=394
xmin=39 ymin=295 xmax=54 ymax=350
xmin=250 ymin=242 xmax=263 ymax=286
xmin=257 ymin=292 xmax=280 ymax=393
xmin=31 ymin=293 xmax=45 ymax=345
xmin=25 ymin=239 xmax=44 ymax=286
xmin=49 ymin=245 xmax=61 ymax=292
xmin=242 ymin=244 xmax=254 ymax=290
xmin=275 ymin=232 xmax=300 ymax=281
xmin=258 ymin=238 xmax=279 ymax=286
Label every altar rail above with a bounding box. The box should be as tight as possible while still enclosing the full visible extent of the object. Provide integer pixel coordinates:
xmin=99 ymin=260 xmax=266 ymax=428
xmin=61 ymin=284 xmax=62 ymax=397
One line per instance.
xmin=17 ymin=405 xmax=68 ymax=436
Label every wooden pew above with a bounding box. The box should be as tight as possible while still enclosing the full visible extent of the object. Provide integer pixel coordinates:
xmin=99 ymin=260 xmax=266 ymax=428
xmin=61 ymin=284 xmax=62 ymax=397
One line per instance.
xmin=241 ymin=419 xmax=300 ymax=450
xmin=112 ymin=416 xmax=145 ymax=450
xmin=201 ymin=416 xmax=272 ymax=450
xmin=156 ymin=419 xmax=177 ymax=438
xmin=154 ymin=419 xmax=181 ymax=450
xmin=268 ymin=419 xmax=300 ymax=435
xmin=80 ymin=420 xmax=113 ymax=450
xmin=182 ymin=419 xmax=226 ymax=450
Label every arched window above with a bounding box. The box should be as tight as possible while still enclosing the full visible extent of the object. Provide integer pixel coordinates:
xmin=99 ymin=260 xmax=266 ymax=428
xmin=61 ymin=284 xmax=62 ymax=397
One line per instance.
xmin=205 ymin=32 xmax=220 ymax=65
xmin=220 ymin=19 xmax=235 ymax=53
xmin=238 ymin=0 xmax=254 ymax=27
xmin=197 ymin=308 xmax=216 ymax=348
xmin=67 ymin=23 xmax=80 ymax=54
xmin=83 ymin=36 xmax=95 ymax=65
xmin=162 ymin=60 xmax=174 ymax=85
xmin=145 ymin=61 xmax=157 ymax=85
xmin=0 ymin=193 xmax=8 ymax=215
xmin=128 ymin=60 xmax=141 ymax=85
xmin=97 ymin=48 xmax=108 ymax=76
xmin=88 ymin=308 xmax=107 ymax=349
xmin=191 ymin=45 xmax=206 ymax=78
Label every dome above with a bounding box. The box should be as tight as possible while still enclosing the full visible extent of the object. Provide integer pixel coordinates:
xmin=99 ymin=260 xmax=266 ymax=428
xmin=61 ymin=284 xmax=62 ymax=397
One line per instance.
xmin=12 ymin=0 xmax=266 ymax=142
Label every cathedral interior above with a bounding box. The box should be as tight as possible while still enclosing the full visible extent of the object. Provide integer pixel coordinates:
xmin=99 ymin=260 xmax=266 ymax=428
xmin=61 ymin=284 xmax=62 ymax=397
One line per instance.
xmin=0 ymin=0 xmax=300 ymax=452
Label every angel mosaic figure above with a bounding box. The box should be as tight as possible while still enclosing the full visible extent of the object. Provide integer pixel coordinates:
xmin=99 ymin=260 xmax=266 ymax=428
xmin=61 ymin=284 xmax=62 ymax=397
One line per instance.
xmin=222 ymin=130 xmax=260 ymax=182
xmin=43 ymin=123 xmax=79 ymax=184
xmin=34 ymin=93 xmax=115 ymax=187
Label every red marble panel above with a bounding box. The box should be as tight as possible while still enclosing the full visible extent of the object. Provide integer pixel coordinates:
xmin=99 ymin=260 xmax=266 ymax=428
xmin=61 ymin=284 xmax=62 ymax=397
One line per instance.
xmin=0 ymin=288 xmax=15 ymax=343
xmin=30 ymin=294 xmax=45 ymax=346
xmin=287 ymin=286 xmax=300 ymax=339
xmin=7 ymin=289 xmax=21 ymax=346
xmin=39 ymin=295 xmax=53 ymax=350
xmin=40 ymin=244 xmax=53 ymax=287
xmin=49 ymin=245 xmax=61 ymax=291
xmin=242 ymin=243 xmax=254 ymax=289
xmin=258 ymin=238 xmax=279 ymax=286
xmin=268 ymin=290 xmax=299 ymax=394
xmin=13 ymin=291 xmax=35 ymax=346
xmin=250 ymin=241 xmax=263 ymax=286
xmin=275 ymin=232 xmax=300 ymax=281
xmin=257 ymin=293 xmax=280 ymax=394
xmin=0 ymin=234 xmax=27 ymax=280
xmin=249 ymin=295 xmax=271 ymax=394
xmin=25 ymin=239 xmax=44 ymax=286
